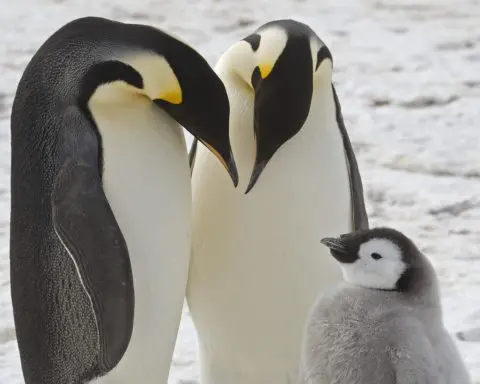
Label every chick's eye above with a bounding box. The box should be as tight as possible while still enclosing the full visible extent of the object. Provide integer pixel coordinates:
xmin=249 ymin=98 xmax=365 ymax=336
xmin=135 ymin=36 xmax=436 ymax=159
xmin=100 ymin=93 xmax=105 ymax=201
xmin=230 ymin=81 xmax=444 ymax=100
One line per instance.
xmin=371 ymin=252 xmax=382 ymax=260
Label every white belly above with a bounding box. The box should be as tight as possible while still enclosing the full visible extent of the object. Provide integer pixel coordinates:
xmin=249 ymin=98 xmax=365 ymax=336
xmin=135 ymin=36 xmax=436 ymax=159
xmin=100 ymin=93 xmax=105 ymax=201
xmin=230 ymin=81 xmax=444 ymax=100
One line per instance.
xmin=89 ymin=94 xmax=191 ymax=383
xmin=187 ymin=89 xmax=353 ymax=383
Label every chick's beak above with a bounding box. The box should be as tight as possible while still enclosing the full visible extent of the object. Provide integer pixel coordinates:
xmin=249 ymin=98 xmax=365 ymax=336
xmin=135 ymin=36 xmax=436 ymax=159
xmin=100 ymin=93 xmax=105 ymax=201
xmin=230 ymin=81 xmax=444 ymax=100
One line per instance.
xmin=320 ymin=237 xmax=356 ymax=264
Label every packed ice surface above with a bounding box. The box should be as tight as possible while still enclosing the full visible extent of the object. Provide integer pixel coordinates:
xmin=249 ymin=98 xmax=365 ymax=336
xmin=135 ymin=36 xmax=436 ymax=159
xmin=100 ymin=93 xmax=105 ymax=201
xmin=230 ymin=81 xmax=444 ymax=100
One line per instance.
xmin=0 ymin=0 xmax=479 ymax=382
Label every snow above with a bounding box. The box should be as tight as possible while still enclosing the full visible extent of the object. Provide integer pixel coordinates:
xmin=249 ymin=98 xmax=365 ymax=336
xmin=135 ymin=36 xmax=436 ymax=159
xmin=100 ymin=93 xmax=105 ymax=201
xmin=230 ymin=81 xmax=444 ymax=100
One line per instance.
xmin=0 ymin=0 xmax=479 ymax=382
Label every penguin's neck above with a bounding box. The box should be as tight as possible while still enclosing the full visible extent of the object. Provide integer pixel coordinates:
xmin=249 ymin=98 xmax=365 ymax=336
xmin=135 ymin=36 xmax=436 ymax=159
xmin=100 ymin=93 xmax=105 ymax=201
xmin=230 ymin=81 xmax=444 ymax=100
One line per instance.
xmin=88 ymin=91 xmax=192 ymax=382
xmin=399 ymin=261 xmax=443 ymax=319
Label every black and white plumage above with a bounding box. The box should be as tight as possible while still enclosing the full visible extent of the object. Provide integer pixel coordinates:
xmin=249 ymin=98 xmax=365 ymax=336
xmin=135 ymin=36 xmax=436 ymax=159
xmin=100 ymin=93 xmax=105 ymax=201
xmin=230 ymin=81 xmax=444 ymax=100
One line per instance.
xmin=10 ymin=16 xmax=236 ymax=384
xmin=187 ymin=19 xmax=368 ymax=383
xmin=299 ymin=227 xmax=472 ymax=384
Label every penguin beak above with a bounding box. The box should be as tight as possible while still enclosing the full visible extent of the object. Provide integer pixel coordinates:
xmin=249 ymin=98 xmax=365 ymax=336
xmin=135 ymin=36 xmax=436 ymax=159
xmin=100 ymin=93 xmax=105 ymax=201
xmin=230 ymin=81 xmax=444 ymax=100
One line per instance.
xmin=244 ymin=42 xmax=314 ymax=194
xmin=154 ymin=75 xmax=239 ymax=187
xmin=320 ymin=237 xmax=348 ymax=254
xmin=320 ymin=237 xmax=356 ymax=264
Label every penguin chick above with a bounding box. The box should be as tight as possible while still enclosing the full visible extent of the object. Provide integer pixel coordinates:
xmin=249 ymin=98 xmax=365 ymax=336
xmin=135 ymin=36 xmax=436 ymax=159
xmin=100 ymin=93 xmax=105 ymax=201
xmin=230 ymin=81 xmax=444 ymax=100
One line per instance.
xmin=299 ymin=227 xmax=472 ymax=384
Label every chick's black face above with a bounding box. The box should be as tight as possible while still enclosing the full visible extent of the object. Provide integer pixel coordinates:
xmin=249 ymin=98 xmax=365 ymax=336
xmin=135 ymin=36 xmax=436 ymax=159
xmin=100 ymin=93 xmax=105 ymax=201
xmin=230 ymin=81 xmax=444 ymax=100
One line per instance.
xmin=321 ymin=227 xmax=429 ymax=292
xmin=321 ymin=228 xmax=410 ymax=263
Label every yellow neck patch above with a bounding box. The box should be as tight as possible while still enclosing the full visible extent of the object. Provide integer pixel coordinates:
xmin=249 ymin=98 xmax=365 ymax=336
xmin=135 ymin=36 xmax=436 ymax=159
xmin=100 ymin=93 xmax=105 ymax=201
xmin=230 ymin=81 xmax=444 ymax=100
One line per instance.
xmin=258 ymin=64 xmax=273 ymax=79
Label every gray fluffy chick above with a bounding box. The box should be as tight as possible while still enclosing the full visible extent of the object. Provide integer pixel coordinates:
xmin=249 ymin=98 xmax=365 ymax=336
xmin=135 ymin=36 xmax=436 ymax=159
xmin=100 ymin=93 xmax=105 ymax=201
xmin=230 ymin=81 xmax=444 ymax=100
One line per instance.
xmin=298 ymin=227 xmax=471 ymax=384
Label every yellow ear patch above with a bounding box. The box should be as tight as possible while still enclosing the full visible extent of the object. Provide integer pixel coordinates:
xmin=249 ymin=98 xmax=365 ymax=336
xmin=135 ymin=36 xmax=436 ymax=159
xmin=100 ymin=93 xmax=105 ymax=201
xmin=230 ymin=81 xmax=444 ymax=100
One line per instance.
xmin=158 ymin=88 xmax=183 ymax=104
xmin=258 ymin=64 xmax=273 ymax=79
xmin=119 ymin=51 xmax=184 ymax=105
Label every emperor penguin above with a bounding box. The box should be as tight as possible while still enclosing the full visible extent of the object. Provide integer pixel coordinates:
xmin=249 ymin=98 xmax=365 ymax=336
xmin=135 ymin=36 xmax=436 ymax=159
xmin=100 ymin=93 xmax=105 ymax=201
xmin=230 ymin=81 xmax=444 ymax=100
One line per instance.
xmin=187 ymin=19 xmax=369 ymax=383
xmin=10 ymin=16 xmax=237 ymax=384
xmin=299 ymin=227 xmax=472 ymax=384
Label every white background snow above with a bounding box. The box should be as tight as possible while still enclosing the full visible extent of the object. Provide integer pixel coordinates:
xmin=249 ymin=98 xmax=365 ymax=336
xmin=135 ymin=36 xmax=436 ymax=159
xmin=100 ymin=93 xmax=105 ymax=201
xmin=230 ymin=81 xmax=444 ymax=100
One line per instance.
xmin=0 ymin=0 xmax=479 ymax=382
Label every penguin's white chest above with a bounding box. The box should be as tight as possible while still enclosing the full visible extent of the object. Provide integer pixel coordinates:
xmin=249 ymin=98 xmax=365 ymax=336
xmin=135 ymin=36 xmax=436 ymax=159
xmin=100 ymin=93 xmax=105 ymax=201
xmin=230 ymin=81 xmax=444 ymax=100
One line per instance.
xmin=188 ymin=90 xmax=353 ymax=383
xmin=89 ymin=94 xmax=191 ymax=383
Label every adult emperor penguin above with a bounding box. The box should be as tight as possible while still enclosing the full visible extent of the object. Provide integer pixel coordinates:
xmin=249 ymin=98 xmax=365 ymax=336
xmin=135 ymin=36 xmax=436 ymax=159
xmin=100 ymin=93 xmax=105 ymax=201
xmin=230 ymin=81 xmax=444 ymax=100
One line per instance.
xmin=299 ymin=227 xmax=472 ymax=384
xmin=188 ymin=19 xmax=369 ymax=383
xmin=10 ymin=16 xmax=237 ymax=384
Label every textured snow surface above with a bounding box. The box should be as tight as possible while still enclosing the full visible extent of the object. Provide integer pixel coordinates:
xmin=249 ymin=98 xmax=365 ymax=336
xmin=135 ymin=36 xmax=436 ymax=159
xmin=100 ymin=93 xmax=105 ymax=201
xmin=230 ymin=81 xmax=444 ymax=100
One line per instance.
xmin=0 ymin=0 xmax=479 ymax=382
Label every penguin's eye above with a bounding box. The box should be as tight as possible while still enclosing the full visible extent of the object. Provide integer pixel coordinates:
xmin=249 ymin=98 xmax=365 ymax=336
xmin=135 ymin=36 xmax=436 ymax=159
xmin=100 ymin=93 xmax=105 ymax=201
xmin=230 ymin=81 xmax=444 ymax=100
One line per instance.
xmin=371 ymin=252 xmax=383 ymax=260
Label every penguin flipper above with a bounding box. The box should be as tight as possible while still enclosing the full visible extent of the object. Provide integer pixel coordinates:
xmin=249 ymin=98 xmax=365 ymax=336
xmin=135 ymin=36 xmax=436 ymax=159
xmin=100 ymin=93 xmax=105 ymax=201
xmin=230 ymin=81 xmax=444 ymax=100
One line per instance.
xmin=189 ymin=137 xmax=198 ymax=174
xmin=388 ymin=316 xmax=439 ymax=384
xmin=392 ymin=342 xmax=438 ymax=384
xmin=51 ymin=107 xmax=134 ymax=374
xmin=331 ymin=85 xmax=369 ymax=230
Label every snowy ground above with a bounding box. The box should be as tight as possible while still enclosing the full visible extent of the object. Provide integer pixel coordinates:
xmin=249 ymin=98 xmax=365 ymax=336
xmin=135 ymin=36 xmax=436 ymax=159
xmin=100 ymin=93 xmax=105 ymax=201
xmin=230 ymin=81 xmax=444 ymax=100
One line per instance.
xmin=0 ymin=0 xmax=479 ymax=382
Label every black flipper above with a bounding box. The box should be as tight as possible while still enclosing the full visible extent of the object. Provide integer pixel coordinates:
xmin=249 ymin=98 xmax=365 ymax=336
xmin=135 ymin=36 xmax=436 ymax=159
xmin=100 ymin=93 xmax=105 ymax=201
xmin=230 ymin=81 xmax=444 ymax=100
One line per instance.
xmin=332 ymin=85 xmax=369 ymax=231
xmin=51 ymin=107 xmax=134 ymax=374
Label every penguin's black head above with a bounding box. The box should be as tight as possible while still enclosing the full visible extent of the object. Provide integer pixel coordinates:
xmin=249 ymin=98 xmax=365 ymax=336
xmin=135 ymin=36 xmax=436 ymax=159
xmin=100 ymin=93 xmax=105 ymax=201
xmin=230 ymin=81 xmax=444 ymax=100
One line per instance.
xmin=78 ymin=19 xmax=238 ymax=186
xmin=219 ymin=19 xmax=333 ymax=193
xmin=320 ymin=227 xmax=430 ymax=292
xmin=150 ymin=36 xmax=238 ymax=186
